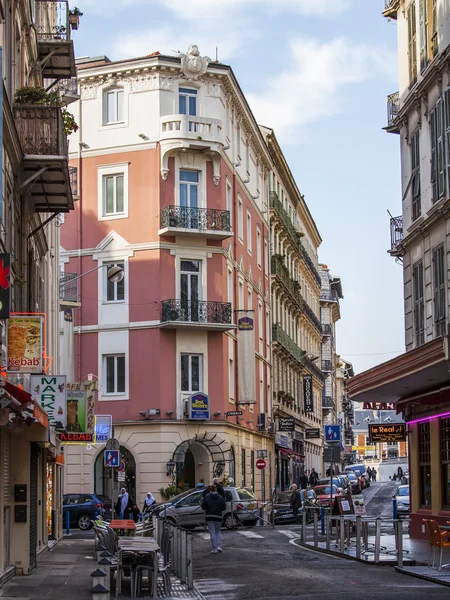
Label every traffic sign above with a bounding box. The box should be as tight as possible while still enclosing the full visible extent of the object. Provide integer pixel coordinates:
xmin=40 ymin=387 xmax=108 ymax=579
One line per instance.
xmin=118 ymin=460 xmax=126 ymax=472
xmin=118 ymin=471 xmax=126 ymax=482
xmin=106 ymin=437 xmax=120 ymax=451
xmin=226 ymin=411 xmax=243 ymax=416
xmin=324 ymin=425 xmax=341 ymax=443
xmin=104 ymin=449 xmax=120 ymax=467
xmin=256 ymin=458 xmax=266 ymax=470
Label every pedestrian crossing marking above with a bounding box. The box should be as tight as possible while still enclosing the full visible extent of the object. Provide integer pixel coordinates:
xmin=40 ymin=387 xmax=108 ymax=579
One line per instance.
xmin=277 ymin=529 xmax=300 ymax=539
xmin=237 ymin=530 xmax=264 ymax=538
xmin=198 ymin=532 xmax=210 ymax=540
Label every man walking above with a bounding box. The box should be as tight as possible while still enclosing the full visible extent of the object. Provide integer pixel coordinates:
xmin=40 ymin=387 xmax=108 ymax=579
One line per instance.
xmin=202 ymin=484 xmax=226 ymax=554
xmin=372 ymin=468 xmax=377 ymax=482
xmin=309 ymin=468 xmax=319 ymax=487
xmin=203 ymin=478 xmax=225 ymax=498
xmin=290 ymin=484 xmax=301 ymax=523
xmin=367 ymin=467 xmax=372 ymax=482
xmin=300 ymin=471 xmax=308 ymax=490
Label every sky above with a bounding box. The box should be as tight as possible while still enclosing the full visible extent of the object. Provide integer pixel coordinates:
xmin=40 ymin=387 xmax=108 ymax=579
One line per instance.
xmin=70 ymin=0 xmax=404 ymax=374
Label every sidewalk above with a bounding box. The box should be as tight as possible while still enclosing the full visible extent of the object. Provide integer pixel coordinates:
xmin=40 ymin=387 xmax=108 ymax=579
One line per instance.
xmin=0 ymin=538 xmax=201 ymax=599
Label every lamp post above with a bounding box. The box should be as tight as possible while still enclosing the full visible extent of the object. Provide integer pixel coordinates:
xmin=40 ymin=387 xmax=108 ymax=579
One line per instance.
xmin=63 ymin=264 xmax=124 ymax=286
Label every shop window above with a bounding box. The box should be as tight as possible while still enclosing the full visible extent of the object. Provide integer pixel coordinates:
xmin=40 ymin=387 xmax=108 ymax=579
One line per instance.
xmin=441 ymin=417 xmax=450 ymax=508
xmin=419 ymin=422 xmax=432 ymax=507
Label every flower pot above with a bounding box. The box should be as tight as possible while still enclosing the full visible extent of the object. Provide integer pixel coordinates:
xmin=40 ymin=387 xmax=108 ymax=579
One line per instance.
xmin=69 ymin=14 xmax=80 ymax=30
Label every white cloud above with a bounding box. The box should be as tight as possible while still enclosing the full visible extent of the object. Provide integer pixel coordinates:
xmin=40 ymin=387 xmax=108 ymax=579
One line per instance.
xmin=246 ymin=37 xmax=397 ymax=142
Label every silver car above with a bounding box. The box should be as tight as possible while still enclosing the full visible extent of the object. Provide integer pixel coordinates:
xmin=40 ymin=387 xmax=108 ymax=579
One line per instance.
xmin=151 ymin=487 xmax=259 ymax=529
xmin=394 ymin=484 xmax=410 ymax=517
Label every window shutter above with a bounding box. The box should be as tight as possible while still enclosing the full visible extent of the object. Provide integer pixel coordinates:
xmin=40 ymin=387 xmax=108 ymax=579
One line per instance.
xmin=419 ymin=0 xmax=427 ymax=71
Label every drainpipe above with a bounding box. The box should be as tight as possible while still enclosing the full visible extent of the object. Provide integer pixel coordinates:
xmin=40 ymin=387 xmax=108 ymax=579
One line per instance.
xmin=77 ymin=93 xmax=83 ymax=382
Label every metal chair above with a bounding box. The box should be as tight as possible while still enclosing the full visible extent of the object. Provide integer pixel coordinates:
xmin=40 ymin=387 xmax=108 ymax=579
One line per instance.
xmin=116 ymin=550 xmax=138 ymax=598
xmin=429 ymin=520 xmax=450 ymax=570
xmin=134 ymin=526 xmax=172 ymax=597
xmin=423 ymin=519 xmax=437 ymax=567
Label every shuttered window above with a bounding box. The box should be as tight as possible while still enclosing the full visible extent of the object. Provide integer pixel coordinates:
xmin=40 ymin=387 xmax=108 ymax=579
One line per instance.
xmin=433 ymin=245 xmax=446 ymax=336
xmin=408 ymin=2 xmax=418 ymax=85
xmin=413 ymin=260 xmax=425 ymax=346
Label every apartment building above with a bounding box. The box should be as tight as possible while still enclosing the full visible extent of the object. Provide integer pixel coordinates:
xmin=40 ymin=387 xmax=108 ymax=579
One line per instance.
xmin=0 ymin=0 xmax=77 ymax=580
xmin=261 ymin=127 xmax=324 ymax=487
xmin=348 ymin=0 xmax=450 ymax=539
xmin=60 ymin=46 xmax=275 ymax=505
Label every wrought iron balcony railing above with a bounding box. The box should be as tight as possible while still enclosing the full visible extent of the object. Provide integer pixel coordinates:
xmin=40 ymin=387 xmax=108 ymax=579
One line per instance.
xmin=387 ymin=92 xmax=400 ymax=127
xmin=269 ymin=192 xmax=303 ymax=253
xmin=322 ymin=324 xmax=332 ymax=336
xmin=390 ymin=215 xmax=403 ymax=250
xmin=161 ymin=299 xmax=232 ymax=325
xmin=303 ymin=303 xmax=322 ymax=334
xmin=60 ymin=272 xmax=78 ymax=302
xmin=160 ymin=206 xmax=231 ymax=233
xmin=322 ymin=359 xmax=333 ymax=372
xmin=302 ymin=354 xmax=325 ymax=382
xmin=69 ymin=166 xmax=78 ymax=196
xmin=272 ymin=324 xmax=306 ymax=366
xmin=271 ymin=255 xmax=304 ymax=311
xmin=322 ymin=396 xmax=334 ymax=409
xmin=320 ymin=289 xmax=339 ymax=302
xmin=13 ymin=105 xmax=68 ymax=157
xmin=35 ymin=0 xmax=71 ymax=41
xmin=56 ymin=76 xmax=79 ymax=96
xmin=301 ymin=245 xmax=321 ymax=286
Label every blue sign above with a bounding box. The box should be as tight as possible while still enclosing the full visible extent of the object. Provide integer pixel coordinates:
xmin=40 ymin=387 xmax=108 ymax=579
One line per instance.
xmin=104 ymin=449 xmax=120 ymax=467
xmin=324 ymin=425 xmax=341 ymax=442
xmin=95 ymin=414 xmax=112 ymax=444
xmin=238 ymin=317 xmax=253 ymax=331
xmin=188 ymin=392 xmax=210 ymax=420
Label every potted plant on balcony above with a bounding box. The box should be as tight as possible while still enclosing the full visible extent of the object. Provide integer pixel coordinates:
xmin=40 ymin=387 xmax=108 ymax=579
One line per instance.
xmin=14 ymin=86 xmax=79 ymax=136
xmin=54 ymin=25 xmax=66 ymax=39
xmin=69 ymin=7 xmax=83 ymax=30
xmin=61 ymin=109 xmax=79 ymax=135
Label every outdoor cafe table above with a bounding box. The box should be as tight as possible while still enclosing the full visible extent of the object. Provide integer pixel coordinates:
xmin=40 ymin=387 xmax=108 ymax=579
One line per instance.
xmin=109 ymin=520 xmax=136 ymax=537
xmin=118 ymin=536 xmax=160 ymax=597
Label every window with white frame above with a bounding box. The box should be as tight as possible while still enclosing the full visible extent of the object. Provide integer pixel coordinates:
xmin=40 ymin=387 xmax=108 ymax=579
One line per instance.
xmin=103 ymin=88 xmax=124 ymax=125
xmin=104 ymin=354 xmax=125 ymax=394
xmin=256 ymin=228 xmax=261 ymax=267
xmin=247 ymin=211 xmax=252 ymax=253
xmin=179 ymin=87 xmax=197 ymax=116
xmin=181 ymin=354 xmax=202 ymax=392
xmin=238 ymin=196 xmax=243 ymax=240
xmin=180 ymin=170 xmax=199 ymax=208
xmin=105 ymin=262 xmax=125 ymax=302
xmin=103 ymin=173 xmax=124 ymax=216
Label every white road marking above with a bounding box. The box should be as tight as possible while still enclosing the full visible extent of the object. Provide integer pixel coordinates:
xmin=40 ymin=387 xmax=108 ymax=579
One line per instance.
xmin=277 ymin=529 xmax=300 ymax=539
xmin=237 ymin=530 xmax=264 ymax=538
xmin=198 ymin=532 xmax=210 ymax=540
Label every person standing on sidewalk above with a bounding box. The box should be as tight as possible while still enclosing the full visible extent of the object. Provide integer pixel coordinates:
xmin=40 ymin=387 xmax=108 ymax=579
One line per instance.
xmin=300 ymin=472 xmax=308 ymax=490
xmin=290 ymin=484 xmax=301 ymax=523
xmin=202 ymin=484 xmax=226 ymax=554
xmin=309 ymin=468 xmax=319 ymax=487
xmin=372 ymin=468 xmax=377 ymax=482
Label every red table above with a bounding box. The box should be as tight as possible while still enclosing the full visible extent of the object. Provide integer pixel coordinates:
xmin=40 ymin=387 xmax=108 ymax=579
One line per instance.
xmin=109 ymin=519 xmax=136 ymax=531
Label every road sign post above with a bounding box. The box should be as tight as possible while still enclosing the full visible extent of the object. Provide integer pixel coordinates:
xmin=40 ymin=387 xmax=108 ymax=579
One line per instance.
xmin=104 ymin=449 xmax=120 ymax=467
xmin=256 ymin=458 xmax=266 ymax=470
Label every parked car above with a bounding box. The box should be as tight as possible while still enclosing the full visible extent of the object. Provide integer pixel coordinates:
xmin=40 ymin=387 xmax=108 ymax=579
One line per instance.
xmin=313 ymin=485 xmax=341 ymax=509
xmin=394 ymin=485 xmax=410 ymax=517
xmin=269 ymin=489 xmax=320 ymax=525
xmin=344 ymin=472 xmax=362 ymax=494
xmin=335 ymin=474 xmax=352 ymax=495
xmin=317 ymin=478 xmax=344 ymax=494
xmin=346 ymin=464 xmax=370 ymax=487
xmin=63 ymin=493 xmax=112 ymax=530
xmin=150 ymin=486 xmax=258 ymax=529
xmin=344 ymin=467 xmax=367 ymax=490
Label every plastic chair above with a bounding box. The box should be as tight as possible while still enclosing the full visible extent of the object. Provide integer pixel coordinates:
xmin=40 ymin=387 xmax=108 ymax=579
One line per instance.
xmin=429 ymin=520 xmax=450 ymax=570
xmin=423 ymin=519 xmax=437 ymax=567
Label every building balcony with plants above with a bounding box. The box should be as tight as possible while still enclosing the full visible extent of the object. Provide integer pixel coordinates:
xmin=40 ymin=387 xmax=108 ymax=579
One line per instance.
xmin=160 ymin=299 xmax=234 ymax=331
xmin=271 ymin=254 xmax=304 ymax=312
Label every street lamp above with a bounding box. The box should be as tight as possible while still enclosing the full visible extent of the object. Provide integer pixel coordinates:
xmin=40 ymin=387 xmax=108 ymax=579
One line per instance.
xmin=71 ymin=264 xmax=124 ymax=284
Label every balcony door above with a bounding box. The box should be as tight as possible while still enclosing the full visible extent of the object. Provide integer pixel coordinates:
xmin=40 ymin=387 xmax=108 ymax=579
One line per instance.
xmin=181 ymin=260 xmax=200 ymax=321
xmin=180 ymin=170 xmax=199 ymax=228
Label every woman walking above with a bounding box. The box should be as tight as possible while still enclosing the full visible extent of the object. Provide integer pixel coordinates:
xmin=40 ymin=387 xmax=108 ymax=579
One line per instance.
xmin=201 ymin=484 xmax=226 ymax=554
xmin=142 ymin=491 xmax=156 ymax=514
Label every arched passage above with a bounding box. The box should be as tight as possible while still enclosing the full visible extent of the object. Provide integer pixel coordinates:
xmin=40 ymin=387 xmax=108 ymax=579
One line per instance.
xmin=94 ymin=446 xmax=136 ymax=502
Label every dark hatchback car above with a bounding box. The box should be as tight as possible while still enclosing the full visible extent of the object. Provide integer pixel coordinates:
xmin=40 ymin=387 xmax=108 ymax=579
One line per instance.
xmin=269 ymin=489 xmax=319 ymax=525
xmin=63 ymin=493 xmax=112 ymax=530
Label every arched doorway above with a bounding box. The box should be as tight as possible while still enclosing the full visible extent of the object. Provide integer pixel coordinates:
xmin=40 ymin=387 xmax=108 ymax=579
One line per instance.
xmin=94 ymin=446 xmax=136 ymax=502
xmin=176 ymin=442 xmax=210 ymax=491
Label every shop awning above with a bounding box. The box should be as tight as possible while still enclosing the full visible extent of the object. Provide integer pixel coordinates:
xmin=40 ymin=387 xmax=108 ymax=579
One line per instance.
xmin=172 ymin=432 xmax=231 ymax=465
xmin=346 ymin=336 xmax=450 ymax=410
xmin=278 ymin=447 xmax=305 ymax=458
xmin=0 ymin=381 xmax=32 ymax=405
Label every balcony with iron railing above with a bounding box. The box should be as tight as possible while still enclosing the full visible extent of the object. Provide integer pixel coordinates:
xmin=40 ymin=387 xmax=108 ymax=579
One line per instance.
xmin=322 ymin=396 xmax=334 ymax=409
xmin=159 ymin=206 xmax=232 ymax=240
xmin=59 ymin=272 xmax=79 ymax=304
xmin=389 ymin=215 xmax=403 ymax=252
xmin=321 ymin=360 xmax=333 ymax=372
xmin=269 ymin=192 xmax=303 ymax=252
xmin=387 ymin=92 xmax=400 ymax=129
xmin=302 ymin=354 xmax=325 ymax=382
xmin=271 ymin=255 xmax=304 ymax=311
xmin=160 ymin=299 xmax=234 ymax=330
xmin=13 ymin=105 xmax=74 ymax=212
xmin=301 ymin=246 xmax=321 ymax=287
xmin=303 ymin=303 xmax=322 ymax=335
xmin=320 ymin=289 xmax=339 ymax=302
xmin=34 ymin=1 xmax=76 ymax=79
xmin=272 ymin=324 xmax=306 ymax=366
xmin=322 ymin=324 xmax=332 ymax=337
xmin=383 ymin=0 xmax=398 ymax=19
xmin=56 ymin=76 xmax=80 ymax=104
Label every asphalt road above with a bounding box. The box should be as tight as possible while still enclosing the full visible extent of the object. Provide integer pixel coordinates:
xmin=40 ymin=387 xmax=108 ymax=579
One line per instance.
xmin=191 ymin=526 xmax=446 ymax=599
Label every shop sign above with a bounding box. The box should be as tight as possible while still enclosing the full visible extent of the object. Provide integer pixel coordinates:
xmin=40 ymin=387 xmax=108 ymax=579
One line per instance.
xmin=0 ymin=254 xmax=11 ymax=319
xmin=305 ymin=428 xmax=320 ymax=439
xmin=94 ymin=415 xmax=112 ymax=444
xmin=63 ymin=309 xmax=73 ymax=322
xmin=6 ymin=316 xmax=43 ymax=373
xmin=59 ymin=432 xmax=93 ymax=443
xmin=362 ymin=402 xmax=395 ymax=411
xmin=278 ymin=416 xmax=295 ymax=432
xmin=368 ymin=423 xmax=406 ymax=442
xmin=292 ymin=430 xmax=304 ymax=442
xmin=303 ymin=375 xmax=313 ymax=412
xmin=66 ymin=383 xmax=87 ymax=433
xmin=275 ymin=433 xmax=293 ymax=450
xmin=188 ymin=392 xmax=210 ymax=420
xmin=33 ymin=401 xmax=49 ymax=428
xmin=31 ymin=375 xmax=66 ymax=426
xmin=237 ymin=316 xmax=254 ymax=330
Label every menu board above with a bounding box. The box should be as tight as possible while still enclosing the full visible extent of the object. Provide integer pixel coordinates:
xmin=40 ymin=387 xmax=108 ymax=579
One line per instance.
xmin=7 ymin=316 xmax=43 ymax=373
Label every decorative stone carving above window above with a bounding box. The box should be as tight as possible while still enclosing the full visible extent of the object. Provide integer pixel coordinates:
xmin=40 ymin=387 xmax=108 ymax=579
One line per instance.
xmin=179 ymin=44 xmax=210 ymax=81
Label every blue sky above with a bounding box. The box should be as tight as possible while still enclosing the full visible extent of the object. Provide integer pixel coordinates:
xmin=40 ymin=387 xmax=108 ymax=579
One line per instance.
xmin=71 ymin=0 xmax=404 ymax=374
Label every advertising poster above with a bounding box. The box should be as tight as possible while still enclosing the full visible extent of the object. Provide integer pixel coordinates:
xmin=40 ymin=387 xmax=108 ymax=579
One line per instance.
xmin=7 ymin=316 xmax=43 ymax=373
xmin=31 ymin=375 xmax=66 ymax=426
xmin=66 ymin=383 xmax=87 ymax=433
xmin=237 ymin=310 xmax=256 ymax=404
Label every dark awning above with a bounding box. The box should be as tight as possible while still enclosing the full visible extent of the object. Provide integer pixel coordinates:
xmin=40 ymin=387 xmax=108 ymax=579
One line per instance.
xmin=0 ymin=381 xmax=32 ymax=404
xmin=172 ymin=432 xmax=231 ymax=465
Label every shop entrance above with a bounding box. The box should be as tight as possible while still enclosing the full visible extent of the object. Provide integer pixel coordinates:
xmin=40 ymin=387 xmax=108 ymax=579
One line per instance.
xmin=94 ymin=446 xmax=136 ymax=503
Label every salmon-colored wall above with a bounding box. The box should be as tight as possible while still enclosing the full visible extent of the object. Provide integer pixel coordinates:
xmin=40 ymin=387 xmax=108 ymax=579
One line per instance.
xmin=160 ymin=157 xmax=175 ymax=210
xmin=129 ymin=251 xmax=160 ymax=323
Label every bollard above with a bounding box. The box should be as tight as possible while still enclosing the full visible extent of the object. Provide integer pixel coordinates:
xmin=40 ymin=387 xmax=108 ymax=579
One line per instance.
xmin=91 ymin=568 xmax=107 ymax=590
xmin=356 ymin=516 xmax=361 ymax=559
xmin=259 ymin=507 xmax=263 ymax=527
xmin=339 ymin=517 xmax=345 ymax=553
xmin=96 ymin=545 xmax=106 ymax=564
xmin=325 ymin=513 xmax=331 ymax=550
xmin=374 ymin=518 xmax=381 ymax=564
xmin=392 ymin=498 xmax=398 ymax=520
xmin=301 ymin=508 xmax=306 ymax=542
xmin=313 ymin=511 xmax=318 ymax=548
xmin=186 ymin=531 xmax=193 ymax=590
xmin=97 ymin=557 xmax=112 ymax=594
xmin=320 ymin=508 xmax=325 ymax=535
xmin=180 ymin=528 xmax=187 ymax=584
xmin=91 ymin=583 xmax=110 ymax=600
xmin=65 ymin=511 xmax=70 ymax=535
xmin=396 ymin=519 xmax=403 ymax=568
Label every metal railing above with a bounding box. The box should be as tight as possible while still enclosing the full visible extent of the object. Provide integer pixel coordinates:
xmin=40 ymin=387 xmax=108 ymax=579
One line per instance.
xmin=320 ymin=289 xmax=339 ymax=302
xmin=271 ymin=255 xmax=304 ymax=310
xmin=322 ymin=324 xmax=332 ymax=336
xmin=301 ymin=245 xmax=321 ymax=286
xmin=13 ymin=105 xmax=68 ymax=157
xmin=322 ymin=396 xmax=334 ymax=408
xmin=322 ymin=359 xmax=333 ymax=372
xmin=161 ymin=299 xmax=232 ymax=325
xmin=272 ymin=323 xmax=306 ymax=365
xmin=69 ymin=166 xmax=78 ymax=196
xmin=390 ymin=215 xmax=403 ymax=250
xmin=387 ymin=92 xmax=400 ymax=127
xmin=269 ymin=192 xmax=303 ymax=253
xmin=302 ymin=354 xmax=325 ymax=382
xmin=60 ymin=272 xmax=78 ymax=302
xmin=35 ymin=0 xmax=71 ymax=41
xmin=56 ymin=76 xmax=79 ymax=96
xmin=160 ymin=205 xmax=231 ymax=232
xmin=303 ymin=303 xmax=322 ymax=334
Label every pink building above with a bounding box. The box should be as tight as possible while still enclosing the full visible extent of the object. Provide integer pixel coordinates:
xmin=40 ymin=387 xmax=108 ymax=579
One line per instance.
xmin=60 ymin=47 xmax=274 ymax=505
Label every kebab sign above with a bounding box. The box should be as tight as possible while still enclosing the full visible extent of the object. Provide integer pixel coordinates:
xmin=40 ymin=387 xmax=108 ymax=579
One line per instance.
xmin=6 ymin=316 xmax=43 ymax=373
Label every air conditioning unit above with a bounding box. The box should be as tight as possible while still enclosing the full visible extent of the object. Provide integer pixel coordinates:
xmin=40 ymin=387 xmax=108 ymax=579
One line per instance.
xmin=257 ymin=413 xmax=267 ymax=430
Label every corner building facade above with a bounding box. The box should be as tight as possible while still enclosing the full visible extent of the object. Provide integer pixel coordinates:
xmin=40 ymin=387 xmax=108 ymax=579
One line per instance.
xmin=61 ymin=48 xmax=275 ymax=505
